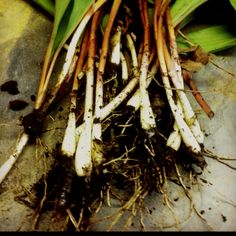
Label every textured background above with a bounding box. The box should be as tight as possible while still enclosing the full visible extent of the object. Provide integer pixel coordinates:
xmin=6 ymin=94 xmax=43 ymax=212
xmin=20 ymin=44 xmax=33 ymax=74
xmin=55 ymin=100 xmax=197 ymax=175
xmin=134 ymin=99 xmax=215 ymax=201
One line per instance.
xmin=0 ymin=0 xmax=236 ymax=231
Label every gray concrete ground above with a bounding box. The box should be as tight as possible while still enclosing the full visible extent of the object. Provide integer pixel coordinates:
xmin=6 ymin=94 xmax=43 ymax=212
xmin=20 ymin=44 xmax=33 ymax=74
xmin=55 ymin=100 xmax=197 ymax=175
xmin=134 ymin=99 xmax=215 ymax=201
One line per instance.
xmin=0 ymin=0 xmax=236 ymax=231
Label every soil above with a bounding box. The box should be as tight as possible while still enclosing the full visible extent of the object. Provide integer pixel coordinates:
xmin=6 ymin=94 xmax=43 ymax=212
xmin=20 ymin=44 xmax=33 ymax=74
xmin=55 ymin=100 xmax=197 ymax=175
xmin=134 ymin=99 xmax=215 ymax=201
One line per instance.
xmin=1 ymin=80 xmax=19 ymax=95
xmin=9 ymin=100 xmax=29 ymax=111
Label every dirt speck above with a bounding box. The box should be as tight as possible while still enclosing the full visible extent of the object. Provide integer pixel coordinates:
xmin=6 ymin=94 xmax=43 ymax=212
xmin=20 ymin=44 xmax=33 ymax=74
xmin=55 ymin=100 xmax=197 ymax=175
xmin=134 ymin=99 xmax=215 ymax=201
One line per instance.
xmin=9 ymin=99 xmax=29 ymax=111
xmin=200 ymin=178 xmax=208 ymax=184
xmin=31 ymin=94 xmax=36 ymax=101
xmin=1 ymin=80 xmax=19 ymax=95
xmin=221 ymin=214 xmax=227 ymax=222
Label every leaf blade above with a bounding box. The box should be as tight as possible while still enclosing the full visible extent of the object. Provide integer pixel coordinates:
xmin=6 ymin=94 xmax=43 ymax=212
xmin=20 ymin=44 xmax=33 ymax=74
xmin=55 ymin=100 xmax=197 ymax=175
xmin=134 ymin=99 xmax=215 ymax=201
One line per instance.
xmin=229 ymin=0 xmax=236 ymax=11
xmin=32 ymin=0 xmax=55 ymax=16
xmin=53 ymin=0 xmax=94 ymax=53
xmin=170 ymin=0 xmax=208 ymax=27
xmin=177 ymin=25 xmax=236 ymax=53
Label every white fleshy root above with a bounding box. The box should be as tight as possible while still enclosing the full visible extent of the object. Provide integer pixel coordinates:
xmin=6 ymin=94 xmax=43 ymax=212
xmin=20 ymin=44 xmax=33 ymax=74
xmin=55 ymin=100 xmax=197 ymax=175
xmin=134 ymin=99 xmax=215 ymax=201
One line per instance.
xmin=126 ymin=33 xmax=138 ymax=67
xmin=110 ymin=26 xmax=121 ymax=65
xmin=100 ymin=33 xmax=140 ymax=121
xmin=100 ymin=71 xmax=139 ymax=121
xmin=127 ymin=64 xmax=157 ymax=111
xmin=157 ymin=15 xmax=201 ymax=153
xmin=0 ymin=133 xmax=29 ymax=184
xmin=139 ymin=52 xmax=156 ymax=132
xmin=166 ymin=7 xmax=205 ymax=146
xmin=61 ymin=112 xmax=76 ymax=157
xmin=120 ymin=51 xmax=128 ymax=80
xmin=166 ymin=122 xmax=181 ymax=151
xmin=162 ymin=71 xmax=201 ymax=153
xmin=75 ymin=122 xmax=84 ymax=142
xmin=169 ymin=58 xmax=204 ymax=144
xmin=166 ymin=99 xmax=183 ymax=151
xmin=75 ymin=124 xmax=93 ymax=176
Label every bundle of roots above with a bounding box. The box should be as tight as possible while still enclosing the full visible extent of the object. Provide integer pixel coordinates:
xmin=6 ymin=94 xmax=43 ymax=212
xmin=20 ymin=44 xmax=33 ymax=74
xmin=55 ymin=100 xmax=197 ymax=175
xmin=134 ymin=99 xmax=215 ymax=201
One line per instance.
xmin=3 ymin=0 xmax=218 ymax=231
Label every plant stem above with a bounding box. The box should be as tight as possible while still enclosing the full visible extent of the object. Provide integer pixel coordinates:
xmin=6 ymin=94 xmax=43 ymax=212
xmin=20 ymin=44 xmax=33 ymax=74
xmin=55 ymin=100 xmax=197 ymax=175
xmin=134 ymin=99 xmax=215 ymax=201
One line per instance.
xmin=155 ymin=0 xmax=201 ymax=154
xmin=0 ymin=52 xmax=80 ymax=184
xmin=165 ymin=7 xmax=204 ymax=144
xmin=73 ymin=28 xmax=90 ymax=92
xmin=93 ymin=0 xmax=122 ymax=141
xmin=75 ymin=10 xmax=101 ymax=177
xmin=0 ymin=133 xmax=29 ymax=184
xmin=138 ymin=0 xmax=156 ymax=134
xmin=126 ymin=63 xmax=157 ymax=111
xmin=126 ymin=33 xmax=138 ymax=67
xmin=61 ymin=28 xmax=89 ymax=157
xmin=75 ymin=34 xmax=140 ymax=140
xmin=35 ymin=0 xmax=108 ymax=110
xmin=110 ymin=26 xmax=122 ymax=65
xmin=100 ymin=72 xmax=139 ymax=121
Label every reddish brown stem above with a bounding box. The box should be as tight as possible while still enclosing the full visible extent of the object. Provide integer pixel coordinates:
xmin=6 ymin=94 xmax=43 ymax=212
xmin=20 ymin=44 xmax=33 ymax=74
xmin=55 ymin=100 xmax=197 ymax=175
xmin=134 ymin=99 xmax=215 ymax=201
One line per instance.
xmin=94 ymin=0 xmax=122 ymax=118
xmin=182 ymin=69 xmax=215 ymax=119
xmin=149 ymin=45 xmax=156 ymax=66
xmin=138 ymin=0 xmax=150 ymax=61
xmin=70 ymin=27 xmax=90 ymax=111
xmin=84 ymin=9 xmax=102 ymax=120
xmin=73 ymin=28 xmax=90 ymax=90
xmin=138 ymin=41 xmax=143 ymax=66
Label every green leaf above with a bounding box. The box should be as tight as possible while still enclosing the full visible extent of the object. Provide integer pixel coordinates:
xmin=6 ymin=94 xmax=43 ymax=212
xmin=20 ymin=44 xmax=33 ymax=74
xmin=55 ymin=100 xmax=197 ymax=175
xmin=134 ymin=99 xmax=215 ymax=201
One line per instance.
xmin=42 ymin=0 xmax=93 ymax=70
xmin=45 ymin=0 xmax=70 ymax=62
xmin=229 ymin=0 xmax=236 ymax=10
xmin=177 ymin=25 xmax=236 ymax=53
xmin=170 ymin=0 xmax=208 ymax=27
xmin=54 ymin=0 xmax=71 ymax=27
xmin=32 ymin=0 xmax=55 ymax=16
xmin=54 ymin=0 xmax=93 ymax=53
xmin=148 ymin=7 xmax=154 ymax=27
xmin=35 ymin=0 xmax=94 ymax=107
xmin=50 ymin=1 xmax=71 ymax=55
xmin=100 ymin=13 xmax=109 ymax=35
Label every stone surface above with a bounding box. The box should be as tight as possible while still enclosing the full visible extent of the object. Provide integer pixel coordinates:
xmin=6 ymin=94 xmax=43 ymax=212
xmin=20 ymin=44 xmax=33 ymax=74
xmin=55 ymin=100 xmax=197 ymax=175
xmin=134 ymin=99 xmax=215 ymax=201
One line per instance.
xmin=0 ymin=0 xmax=236 ymax=231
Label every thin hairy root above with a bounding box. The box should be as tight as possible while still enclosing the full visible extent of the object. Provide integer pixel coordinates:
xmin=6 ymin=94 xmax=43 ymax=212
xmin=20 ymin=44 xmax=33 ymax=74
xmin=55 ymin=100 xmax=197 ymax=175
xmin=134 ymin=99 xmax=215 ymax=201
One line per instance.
xmin=203 ymin=149 xmax=236 ymax=160
xmin=66 ymin=208 xmax=79 ymax=231
xmin=107 ymin=186 xmax=145 ymax=231
xmin=139 ymin=207 xmax=145 ymax=230
xmin=94 ymin=191 xmax=104 ymax=214
xmin=123 ymin=203 xmax=138 ymax=230
xmin=106 ymin=185 xmax=112 ymax=207
xmin=162 ymin=168 xmax=181 ymax=230
xmin=209 ymin=54 xmax=235 ymax=77
xmin=203 ymin=150 xmax=236 ymax=170
xmin=174 ymin=164 xmax=213 ymax=231
xmin=77 ymin=208 xmax=84 ymax=231
xmin=103 ymin=146 xmax=137 ymax=166
xmin=32 ymin=174 xmax=47 ymax=230
xmin=91 ymin=186 xmax=144 ymax=231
